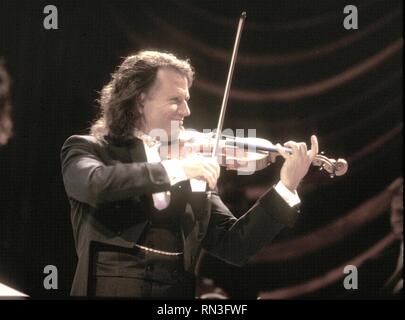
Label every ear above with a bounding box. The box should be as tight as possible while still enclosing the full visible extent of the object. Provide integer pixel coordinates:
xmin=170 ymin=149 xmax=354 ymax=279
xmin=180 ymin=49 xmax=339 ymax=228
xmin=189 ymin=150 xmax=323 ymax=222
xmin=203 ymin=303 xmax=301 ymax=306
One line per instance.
xmin=138 ymin=93 xmax=146 ymax=114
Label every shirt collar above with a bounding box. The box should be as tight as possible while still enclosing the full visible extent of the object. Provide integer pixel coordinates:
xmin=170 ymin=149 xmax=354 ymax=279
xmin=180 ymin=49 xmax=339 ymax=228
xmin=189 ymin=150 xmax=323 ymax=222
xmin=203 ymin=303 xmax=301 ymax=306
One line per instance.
xmin=133 ymin=128 xmax=160 ymax=148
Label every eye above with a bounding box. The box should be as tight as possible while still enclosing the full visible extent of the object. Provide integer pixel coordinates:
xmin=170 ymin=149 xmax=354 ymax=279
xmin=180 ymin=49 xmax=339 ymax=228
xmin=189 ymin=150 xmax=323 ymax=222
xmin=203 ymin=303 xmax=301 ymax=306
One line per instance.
xmin=171 ymin=97 xmax=182 ymax=104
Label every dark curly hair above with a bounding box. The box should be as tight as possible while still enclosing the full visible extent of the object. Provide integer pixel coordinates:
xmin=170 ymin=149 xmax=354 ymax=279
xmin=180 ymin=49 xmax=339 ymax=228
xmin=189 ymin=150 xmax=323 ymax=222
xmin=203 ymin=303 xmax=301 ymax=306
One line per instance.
xmin=0 ymin=58 xmax=12 ymax=146
xmin=90 ymin=50 xmax=194 ymax=142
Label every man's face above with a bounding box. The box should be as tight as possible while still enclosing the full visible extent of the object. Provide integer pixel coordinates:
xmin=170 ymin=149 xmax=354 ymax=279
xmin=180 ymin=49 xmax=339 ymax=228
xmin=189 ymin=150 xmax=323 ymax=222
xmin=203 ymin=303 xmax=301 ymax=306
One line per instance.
xmin=140 ymin=68 xmax=190 ymax=140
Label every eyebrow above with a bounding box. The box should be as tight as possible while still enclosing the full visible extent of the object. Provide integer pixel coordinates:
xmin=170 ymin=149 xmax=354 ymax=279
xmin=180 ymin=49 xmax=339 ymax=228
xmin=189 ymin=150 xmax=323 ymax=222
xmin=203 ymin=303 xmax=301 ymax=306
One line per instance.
xmin=169 ymin=94 xmax=190 ymax=101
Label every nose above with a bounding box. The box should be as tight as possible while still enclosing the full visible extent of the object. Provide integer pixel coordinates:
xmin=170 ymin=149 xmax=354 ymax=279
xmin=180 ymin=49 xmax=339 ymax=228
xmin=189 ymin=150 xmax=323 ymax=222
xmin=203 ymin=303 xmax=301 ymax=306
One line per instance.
xmin=179 ymin=100 xmax=191 ymax=117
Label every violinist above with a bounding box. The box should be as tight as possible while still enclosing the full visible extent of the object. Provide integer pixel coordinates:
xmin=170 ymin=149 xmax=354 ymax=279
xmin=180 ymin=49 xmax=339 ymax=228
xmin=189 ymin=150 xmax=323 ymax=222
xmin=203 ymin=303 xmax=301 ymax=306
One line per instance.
xmin=61 ymin=50 xmax=319 ymax=298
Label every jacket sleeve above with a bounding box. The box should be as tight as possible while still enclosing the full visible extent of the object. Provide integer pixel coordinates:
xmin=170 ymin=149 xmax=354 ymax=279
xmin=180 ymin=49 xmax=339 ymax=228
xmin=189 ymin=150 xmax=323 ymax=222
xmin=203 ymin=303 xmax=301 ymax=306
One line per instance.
xmin=201 ymin=187 xmax=299 ymax=266
xmin=61 ymin=135 xmax=171 ymax=207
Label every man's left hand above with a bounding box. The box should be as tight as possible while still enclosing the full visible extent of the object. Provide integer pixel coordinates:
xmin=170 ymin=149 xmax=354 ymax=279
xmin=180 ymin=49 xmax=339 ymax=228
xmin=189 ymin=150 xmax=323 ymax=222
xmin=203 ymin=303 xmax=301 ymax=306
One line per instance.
xmin=276 ymin=135 xmax=319 ymax=192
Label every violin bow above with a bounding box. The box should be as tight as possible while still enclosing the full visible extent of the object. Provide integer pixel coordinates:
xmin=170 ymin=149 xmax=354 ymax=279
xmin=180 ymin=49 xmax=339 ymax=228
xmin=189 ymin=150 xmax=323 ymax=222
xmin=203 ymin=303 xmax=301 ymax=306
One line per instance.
xmin=205 ymin=12 xmax=247 ymax=213
xmin=211 ymin=11 xmax=246 ymax=158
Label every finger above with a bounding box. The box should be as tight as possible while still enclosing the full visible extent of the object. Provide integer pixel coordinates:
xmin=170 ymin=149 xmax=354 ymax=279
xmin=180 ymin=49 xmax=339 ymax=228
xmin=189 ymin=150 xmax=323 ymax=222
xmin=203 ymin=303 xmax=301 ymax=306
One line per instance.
xmin=203 ymin=167 xmax=216 ymax=189
xmin=203 ymin=159 xmax=218 ymax=178
xmin=283 ymin=141 xmax=295 ymax=148
xmin=308 ymin=135 xmax=319 ymax=160
xmin=201 ymin=165 xmax=214 ymax=187
xmin=276 ymin=143 xmax=290 ymax=159
xmin=298 ymin=142 xmax=307 ymax=158
xmin=214 ymin=163 xmax=220 ymax=180
xmin=204 ymin=161 xmax=219 ymax=181
xmin=284 ymin=142 xmax=299 ymax=156
xmin=207 ymin=158 xmax=221 ymax=178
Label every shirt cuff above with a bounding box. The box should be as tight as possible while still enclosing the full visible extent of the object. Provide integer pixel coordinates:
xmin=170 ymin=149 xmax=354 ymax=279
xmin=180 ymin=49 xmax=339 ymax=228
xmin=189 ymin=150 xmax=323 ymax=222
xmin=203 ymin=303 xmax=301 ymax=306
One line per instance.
xmin=274 ymin=181 xmax=301 ymax=208
xmin=161 ymin=159 xmax=188 ymax=186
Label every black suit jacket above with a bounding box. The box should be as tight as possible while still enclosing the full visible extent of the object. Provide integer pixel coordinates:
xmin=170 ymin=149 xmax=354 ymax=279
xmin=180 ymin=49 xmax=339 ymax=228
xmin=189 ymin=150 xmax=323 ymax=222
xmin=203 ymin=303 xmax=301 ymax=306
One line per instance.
xmin=61 ymin=135 xmax=299 ymax=296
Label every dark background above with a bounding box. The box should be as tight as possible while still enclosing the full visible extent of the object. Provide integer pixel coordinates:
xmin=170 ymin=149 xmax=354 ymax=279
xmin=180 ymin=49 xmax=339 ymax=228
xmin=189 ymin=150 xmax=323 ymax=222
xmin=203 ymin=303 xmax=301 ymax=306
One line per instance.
xmin=0 ymin=0 xmax=402 ymax=298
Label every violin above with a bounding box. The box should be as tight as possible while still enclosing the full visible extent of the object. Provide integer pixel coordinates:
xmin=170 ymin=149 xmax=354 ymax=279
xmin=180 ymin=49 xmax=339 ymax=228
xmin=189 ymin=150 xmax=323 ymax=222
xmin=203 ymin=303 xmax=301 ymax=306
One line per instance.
xmin=164 ymin=130 xmax=348 ymax=178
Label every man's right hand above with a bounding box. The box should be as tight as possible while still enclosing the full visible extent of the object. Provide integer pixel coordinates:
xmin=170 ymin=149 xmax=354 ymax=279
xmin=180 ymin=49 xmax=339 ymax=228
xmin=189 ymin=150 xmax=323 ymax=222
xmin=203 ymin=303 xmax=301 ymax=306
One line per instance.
xmin=180 ymin=156 xmax=220 ymax=189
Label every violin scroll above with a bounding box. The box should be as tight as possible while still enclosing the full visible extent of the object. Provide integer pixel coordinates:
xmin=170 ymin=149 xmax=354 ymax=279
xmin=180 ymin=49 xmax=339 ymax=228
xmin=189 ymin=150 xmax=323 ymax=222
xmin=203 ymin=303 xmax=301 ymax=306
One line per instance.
xmin=312 ymin=154 xmax=348 ymax=178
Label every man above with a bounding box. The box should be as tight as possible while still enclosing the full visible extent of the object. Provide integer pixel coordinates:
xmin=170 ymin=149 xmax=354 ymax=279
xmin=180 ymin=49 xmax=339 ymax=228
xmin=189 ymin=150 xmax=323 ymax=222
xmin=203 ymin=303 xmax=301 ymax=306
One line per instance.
xmin=61 ymin=50 xmax=318 ymax=298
